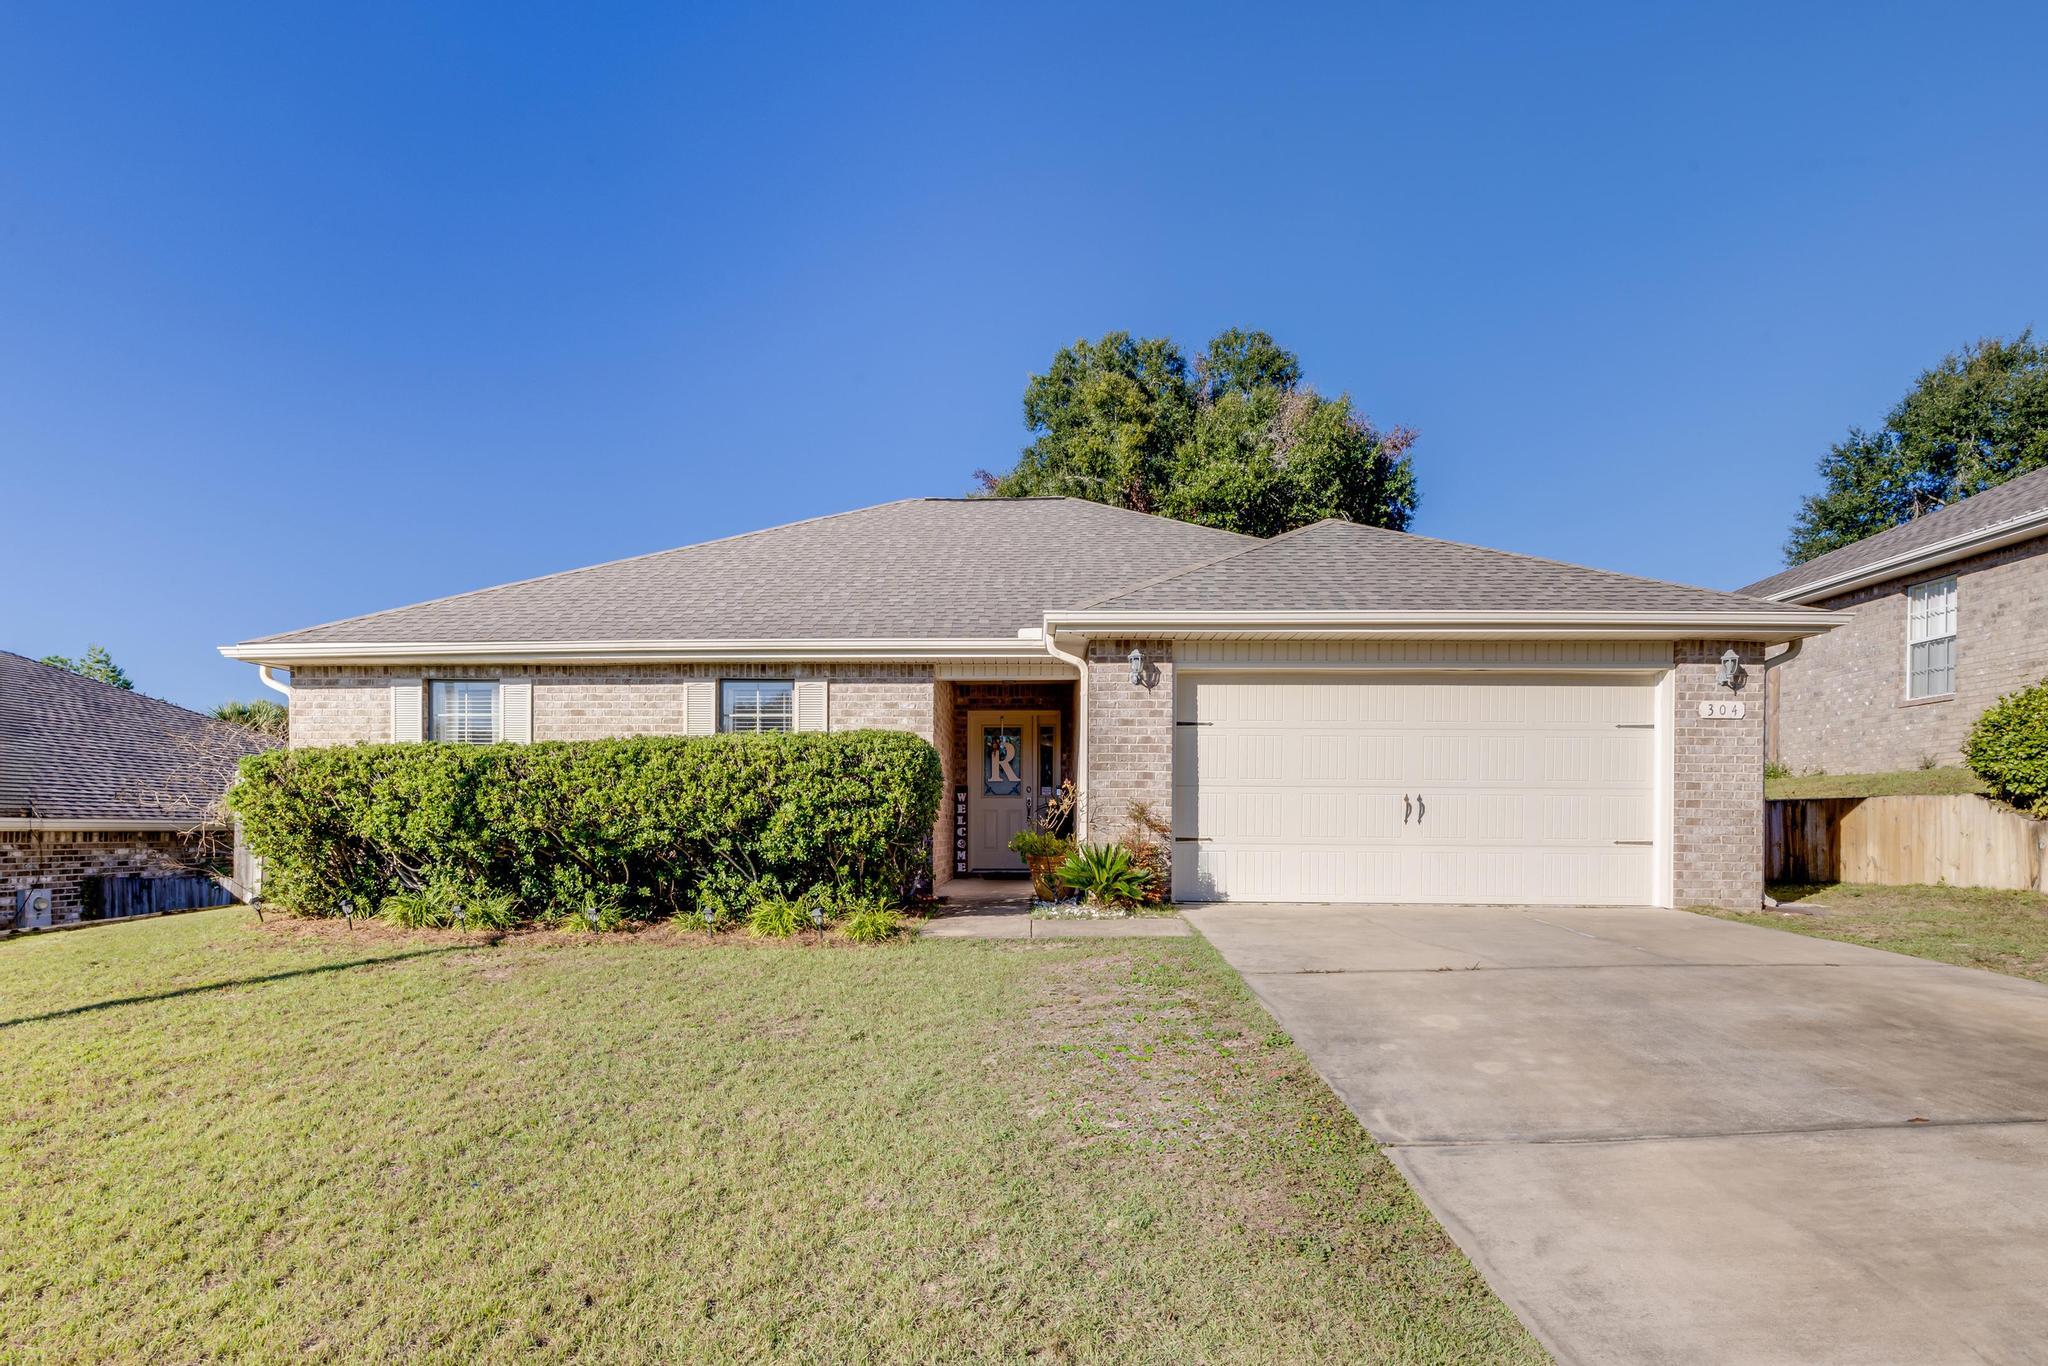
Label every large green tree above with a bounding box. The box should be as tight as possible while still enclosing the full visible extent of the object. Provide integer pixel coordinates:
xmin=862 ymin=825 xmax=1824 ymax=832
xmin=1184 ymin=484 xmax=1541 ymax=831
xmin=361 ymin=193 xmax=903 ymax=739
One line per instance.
xmin=39 ymin=644 xmax=134 ymax=690
xmin=1785 ymin=331 xmax=2048 ymax=563
xmin=978 ymin=329 xmax=1417 ymax=537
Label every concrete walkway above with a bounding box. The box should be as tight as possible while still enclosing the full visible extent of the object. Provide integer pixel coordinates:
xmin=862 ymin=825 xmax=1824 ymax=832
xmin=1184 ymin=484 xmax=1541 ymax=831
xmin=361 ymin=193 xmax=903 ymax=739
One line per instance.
xmin=920 ymin=881 xmax=1188 ymax=939
xmin=1183 ymin=902 xmax=2048 ymax=1366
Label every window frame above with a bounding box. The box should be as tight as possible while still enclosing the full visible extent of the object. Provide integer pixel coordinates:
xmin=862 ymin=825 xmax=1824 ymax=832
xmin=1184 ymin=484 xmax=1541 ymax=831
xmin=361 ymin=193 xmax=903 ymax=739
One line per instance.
xmin=1904 ymin=575 xmax=1958 ymax=701
xmin=719 ymin=678 xmax=796 ymax=734
xmin=428 ymin=679 xmax=503 ymax=744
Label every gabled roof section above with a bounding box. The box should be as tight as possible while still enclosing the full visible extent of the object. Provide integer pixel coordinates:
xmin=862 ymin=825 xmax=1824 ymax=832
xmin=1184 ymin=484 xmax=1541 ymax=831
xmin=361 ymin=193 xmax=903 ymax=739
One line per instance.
xmin=1740 ymin=465 xmax=2048 ymax=602
xmin=232 ymin=499 xmax=1255 ymax=650
xmin=0 ymin=653 xmax=274 ymax=825
xmin=1074 ymin=519 xmax=1813 ymax=616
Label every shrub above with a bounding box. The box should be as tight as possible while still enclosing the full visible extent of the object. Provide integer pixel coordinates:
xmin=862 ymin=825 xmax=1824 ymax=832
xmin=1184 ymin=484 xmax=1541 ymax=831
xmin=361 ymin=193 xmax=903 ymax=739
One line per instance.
xmin=381 ymin=878 xmax=517 ymax=931
xmin=1121 ymin=800 xmax=1172 ymax=902
xmin=229 ymin=731 xmax=942 ymax=928
xmin=842 ymin=907 xmax=905 ymax=943
xmin=1058 ymin=842 xmax=1153 ymax=908
xmin=1007 ymin=830 xmax=1071 ymax=860
xmin=747 ymin=897 xmax=808 ymax=938
xmin=1965 ymin=680 xmax=2048 ymax=815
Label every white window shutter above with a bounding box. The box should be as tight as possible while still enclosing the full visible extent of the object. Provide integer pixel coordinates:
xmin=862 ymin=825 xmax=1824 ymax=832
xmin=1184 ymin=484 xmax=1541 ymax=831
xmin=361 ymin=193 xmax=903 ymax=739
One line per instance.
xmin=501 ymin=681 xmax=533 ymax=743
xmin=685 ymin=680 xmax=716 ymax=735
xmin=795 ymin=679 xmax=828 ymax=732
xmin=390 ymin=681 xmax=424 ymax=743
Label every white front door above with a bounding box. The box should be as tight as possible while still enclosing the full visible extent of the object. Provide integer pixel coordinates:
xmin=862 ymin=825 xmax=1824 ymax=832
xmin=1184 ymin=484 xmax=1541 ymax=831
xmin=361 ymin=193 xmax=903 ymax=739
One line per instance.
xmin=967 ymin=710 xmax=1061 ymax=872
xmin=1173 ymin=672 xmax=1657 ymax=905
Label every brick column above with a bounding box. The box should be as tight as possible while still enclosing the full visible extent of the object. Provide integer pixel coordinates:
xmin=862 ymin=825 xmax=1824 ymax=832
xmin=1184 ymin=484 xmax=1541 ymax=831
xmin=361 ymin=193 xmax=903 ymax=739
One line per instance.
xmin=1084 ymin=639 xmax=1174 ymax=843
xmin=1671 ymin=639 xmax=1767 ymax=909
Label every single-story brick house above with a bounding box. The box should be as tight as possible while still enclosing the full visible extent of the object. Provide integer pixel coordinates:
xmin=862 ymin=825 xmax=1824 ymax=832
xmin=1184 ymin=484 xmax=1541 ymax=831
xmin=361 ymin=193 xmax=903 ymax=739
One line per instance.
xmin=1741 ymin=465 xmax=2048 ymax=775
xmin=1 ymin=652 xmax=272 ymax=929
xmin=223 ymin=499 xmax=1840 ymax=909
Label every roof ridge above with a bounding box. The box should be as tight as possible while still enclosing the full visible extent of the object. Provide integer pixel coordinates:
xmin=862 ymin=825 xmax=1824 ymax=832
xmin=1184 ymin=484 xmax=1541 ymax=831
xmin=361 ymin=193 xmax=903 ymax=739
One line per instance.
xmin=1740 ymin=463 xmax=2048 ymax=596
xmin=1313 ymin=521 xmax=1792 ymax=608
xmin=235 ymin=498 xmax=932 ymax=646
xmin=1065 ymin=519 xmax=1310 ymax=610
xmin=1037 ymin=496 xmax=1263 ymax=541
xmin=1 ymin=650 xmax=221 ymax=722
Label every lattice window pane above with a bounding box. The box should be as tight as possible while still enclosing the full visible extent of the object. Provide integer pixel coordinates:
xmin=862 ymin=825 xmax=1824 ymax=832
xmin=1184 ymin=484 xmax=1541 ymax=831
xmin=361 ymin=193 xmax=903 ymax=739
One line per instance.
xmin=721 ymin=680 xmax=794 ymax=733
xmin=1906 ymin=577 xmax=1957 ymax=698
xmin=430 ymin=681 xmax=501 ymax=744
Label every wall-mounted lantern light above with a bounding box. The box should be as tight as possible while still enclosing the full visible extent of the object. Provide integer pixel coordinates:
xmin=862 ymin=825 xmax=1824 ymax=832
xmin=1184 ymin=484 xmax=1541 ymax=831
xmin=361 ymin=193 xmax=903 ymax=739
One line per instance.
xmin=1717 ymin=648 xmax=1745 ymax=690
xmin=1128 ymin=646 xmax=1146 ymax=687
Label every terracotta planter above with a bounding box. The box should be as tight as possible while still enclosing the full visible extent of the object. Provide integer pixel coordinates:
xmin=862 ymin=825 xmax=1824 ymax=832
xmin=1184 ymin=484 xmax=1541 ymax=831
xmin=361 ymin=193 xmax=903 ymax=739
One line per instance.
xmin=1026 ymin=855 xmax=1064 ymax=902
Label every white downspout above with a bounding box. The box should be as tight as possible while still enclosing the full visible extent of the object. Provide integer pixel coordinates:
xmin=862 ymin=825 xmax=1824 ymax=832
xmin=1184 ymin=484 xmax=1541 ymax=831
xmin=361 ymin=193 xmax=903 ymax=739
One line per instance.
xmin=257 ymin=665 xmax=293 ymax=699
xmin=1042 ymin=632 xmax=1089 ymax=840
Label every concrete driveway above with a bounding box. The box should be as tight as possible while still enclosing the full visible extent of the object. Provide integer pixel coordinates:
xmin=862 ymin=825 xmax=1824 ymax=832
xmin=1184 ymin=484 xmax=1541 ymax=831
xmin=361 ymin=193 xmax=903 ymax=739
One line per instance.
xmin=1183 ymin=903 xmax=2048 ymax=1366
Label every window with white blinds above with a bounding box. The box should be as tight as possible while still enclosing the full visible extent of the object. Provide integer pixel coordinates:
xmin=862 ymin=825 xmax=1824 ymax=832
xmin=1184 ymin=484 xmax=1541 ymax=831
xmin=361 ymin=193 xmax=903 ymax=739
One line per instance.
xmin=429 ymin=681 xmax=502 ymax=744
xmin=1906 ymin=576 xmax=1957 ymax=699
xmin=720 ymin=680 xmax=795 ymax=733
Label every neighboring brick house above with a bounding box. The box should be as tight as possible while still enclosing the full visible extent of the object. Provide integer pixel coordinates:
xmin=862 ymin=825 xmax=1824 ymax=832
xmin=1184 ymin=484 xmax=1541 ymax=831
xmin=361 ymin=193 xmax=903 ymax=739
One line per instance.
xmin=223 ymin=498 xmax=1839 ymax=909
xmin=1742 ymin=466 xmax=2048 ymax=775
xmin=0 ymin=653 xmax=273 ymax=929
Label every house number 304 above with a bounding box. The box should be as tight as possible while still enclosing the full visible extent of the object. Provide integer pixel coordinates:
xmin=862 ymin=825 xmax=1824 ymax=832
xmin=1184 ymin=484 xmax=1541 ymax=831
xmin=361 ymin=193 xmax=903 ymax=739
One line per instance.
xmin=1697 ymin=700 xmax=1746 ymax=719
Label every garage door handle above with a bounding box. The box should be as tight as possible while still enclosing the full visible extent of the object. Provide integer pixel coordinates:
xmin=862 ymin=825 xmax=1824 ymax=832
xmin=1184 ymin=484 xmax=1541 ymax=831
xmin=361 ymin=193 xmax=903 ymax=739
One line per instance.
xmin=1416 ymin=794 xmax=1425 ymax=824
xmin=1403 ymin=795 xmax=1412 ymax=824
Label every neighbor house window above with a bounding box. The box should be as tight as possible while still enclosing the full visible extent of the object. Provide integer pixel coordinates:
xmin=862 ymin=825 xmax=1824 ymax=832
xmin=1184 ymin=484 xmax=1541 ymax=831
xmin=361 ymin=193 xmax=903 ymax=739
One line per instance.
xmin=1906 ymin=576 xmax=1957 ymax=699
xmin=430 ymin=680 xmax=501 ymax=744
xmin=720 ymin=680 xmax=794 ymax=733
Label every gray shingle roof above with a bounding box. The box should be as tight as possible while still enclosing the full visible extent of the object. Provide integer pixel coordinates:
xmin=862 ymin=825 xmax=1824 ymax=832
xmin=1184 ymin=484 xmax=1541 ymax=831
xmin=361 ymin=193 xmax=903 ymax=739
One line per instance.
xmin=240 ymin=499 xmax=1256 ymax=645
xmin=0 ymin=653 xmax=274 ymax=824
xmin=1740 ymin=465 xmax=2048 ymax=600
xmin=1079 ymin=519 xmax=1806 ymax=614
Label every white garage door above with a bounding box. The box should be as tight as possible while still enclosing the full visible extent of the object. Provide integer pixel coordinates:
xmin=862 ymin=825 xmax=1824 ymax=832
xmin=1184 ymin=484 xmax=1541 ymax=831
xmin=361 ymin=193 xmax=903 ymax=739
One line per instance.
xmin=1173 ymin=672 xmax=1658 ymax=905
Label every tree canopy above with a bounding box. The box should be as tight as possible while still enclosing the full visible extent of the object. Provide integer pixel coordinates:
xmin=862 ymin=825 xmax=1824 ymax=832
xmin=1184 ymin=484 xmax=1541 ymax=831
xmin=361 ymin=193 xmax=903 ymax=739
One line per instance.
xmin=978 ymin=329 xmax=1416 ymax=538
xmin=39 ymin=644 xmax=134 ymax=690
xmin=1785 ymin=332 xmax=2048 ymax=564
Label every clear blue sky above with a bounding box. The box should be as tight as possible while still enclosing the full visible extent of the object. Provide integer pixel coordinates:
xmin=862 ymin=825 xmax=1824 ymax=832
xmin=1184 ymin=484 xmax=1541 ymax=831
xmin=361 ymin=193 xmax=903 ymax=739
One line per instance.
xmin=4 ymin=3 xmax=2044 ymax=711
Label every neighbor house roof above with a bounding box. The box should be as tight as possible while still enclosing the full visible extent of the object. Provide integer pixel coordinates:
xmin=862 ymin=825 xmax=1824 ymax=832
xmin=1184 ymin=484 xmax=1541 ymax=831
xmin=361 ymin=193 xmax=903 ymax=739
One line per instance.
xmin=226 ymin=499 xmax=1254 ymax=657
xmin=0 ymin=653 xmax=273 ymax=826
xmin=1049 ymin=519 xmax=1830 ymax=625
xmin=1741 ymin=465 xmax=2048 ymax=603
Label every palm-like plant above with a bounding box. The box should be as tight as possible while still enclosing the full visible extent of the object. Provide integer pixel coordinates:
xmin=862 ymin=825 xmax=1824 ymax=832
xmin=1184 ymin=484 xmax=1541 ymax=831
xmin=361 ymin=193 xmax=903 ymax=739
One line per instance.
xmin=1056 ymin=842 xmax=1153 ymax=908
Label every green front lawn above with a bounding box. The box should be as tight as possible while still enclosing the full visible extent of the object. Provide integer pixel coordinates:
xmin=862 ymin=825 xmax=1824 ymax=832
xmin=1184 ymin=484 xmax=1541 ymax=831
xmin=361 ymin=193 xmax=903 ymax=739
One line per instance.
xmin=1763 ymin=766 xmax=1986 ymax=799
xmin=1705 ymin=883 xmax=2048 ymax=984
xmin=0 ymin=909 xmax=1539 ymax=1362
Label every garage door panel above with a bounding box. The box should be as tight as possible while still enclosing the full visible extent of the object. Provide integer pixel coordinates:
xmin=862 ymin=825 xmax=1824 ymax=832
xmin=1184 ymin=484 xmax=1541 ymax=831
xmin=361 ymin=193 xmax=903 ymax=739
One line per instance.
xmin=1174 ymin=672 xmax=1658 ymax=906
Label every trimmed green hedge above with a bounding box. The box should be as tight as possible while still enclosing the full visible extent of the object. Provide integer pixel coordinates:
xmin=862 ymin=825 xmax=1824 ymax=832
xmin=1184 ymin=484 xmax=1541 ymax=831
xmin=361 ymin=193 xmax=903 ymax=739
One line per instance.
xmin=1965 ymin=680 xmax=2048 ymax=817
xmin=228 ymin=731 xmax=943 ymax=925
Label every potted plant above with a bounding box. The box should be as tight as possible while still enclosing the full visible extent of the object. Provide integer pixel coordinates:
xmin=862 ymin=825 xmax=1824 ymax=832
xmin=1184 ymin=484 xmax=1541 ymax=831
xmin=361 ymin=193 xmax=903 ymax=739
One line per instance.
xmin=1008 ymin=780 xmax=1080 ymax=902
xmin=1008 ymin=829 xmax=1072 ymax=902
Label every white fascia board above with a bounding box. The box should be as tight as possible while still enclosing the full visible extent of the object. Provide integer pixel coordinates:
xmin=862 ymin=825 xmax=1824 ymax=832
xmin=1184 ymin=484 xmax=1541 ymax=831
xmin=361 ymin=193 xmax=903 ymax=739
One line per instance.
xmin=1759 ymin=510 xmax=2048 ymax=604
xmin=1037 ymin=609 xmax=1847 ymax=643
xmin=219 ymin=638 xmax=1054 ymax=666
xmin=0 ymin=817 xmax=225 ymax=833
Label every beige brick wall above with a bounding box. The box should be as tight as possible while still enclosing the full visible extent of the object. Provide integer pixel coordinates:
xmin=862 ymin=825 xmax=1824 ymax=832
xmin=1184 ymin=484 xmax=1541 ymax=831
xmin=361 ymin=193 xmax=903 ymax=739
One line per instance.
xmin=1084 ymin=639 xmax=1174 ymax=845
xmin=287 ymin=663 xmax=936 ymax=747
xmin=1768 ymin=535 xmax=2048 ymax=775
xmin=1 ymin=829 xmax=219 ymax=927
xmin=1672 ymin=640 xmax=1767 ymax=910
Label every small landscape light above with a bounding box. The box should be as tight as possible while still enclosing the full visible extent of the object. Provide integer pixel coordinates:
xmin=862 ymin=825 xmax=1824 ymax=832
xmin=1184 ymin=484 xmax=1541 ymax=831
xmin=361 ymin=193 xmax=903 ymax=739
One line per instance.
xmin=810 ymin=904 xmax=826 ymax=942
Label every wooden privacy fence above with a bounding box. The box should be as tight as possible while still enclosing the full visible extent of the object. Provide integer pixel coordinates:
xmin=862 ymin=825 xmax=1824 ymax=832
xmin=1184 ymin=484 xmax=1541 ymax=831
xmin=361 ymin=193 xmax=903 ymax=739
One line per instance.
xmin=1767 ymin=794 xmax=2048 ymax=892
xmin=83 ymin=875 xmax=238 ymax=920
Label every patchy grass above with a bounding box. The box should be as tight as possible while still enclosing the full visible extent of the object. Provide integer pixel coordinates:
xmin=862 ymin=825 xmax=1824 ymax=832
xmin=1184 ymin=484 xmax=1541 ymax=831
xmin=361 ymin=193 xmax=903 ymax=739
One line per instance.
xmin=0 ymin=908 xmax=1539 ymax=1363
xmin=1764 ymin=766 xmax=1986 ymax=799
xmin=1701 ymin=883 xmax=2048 ymax=984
